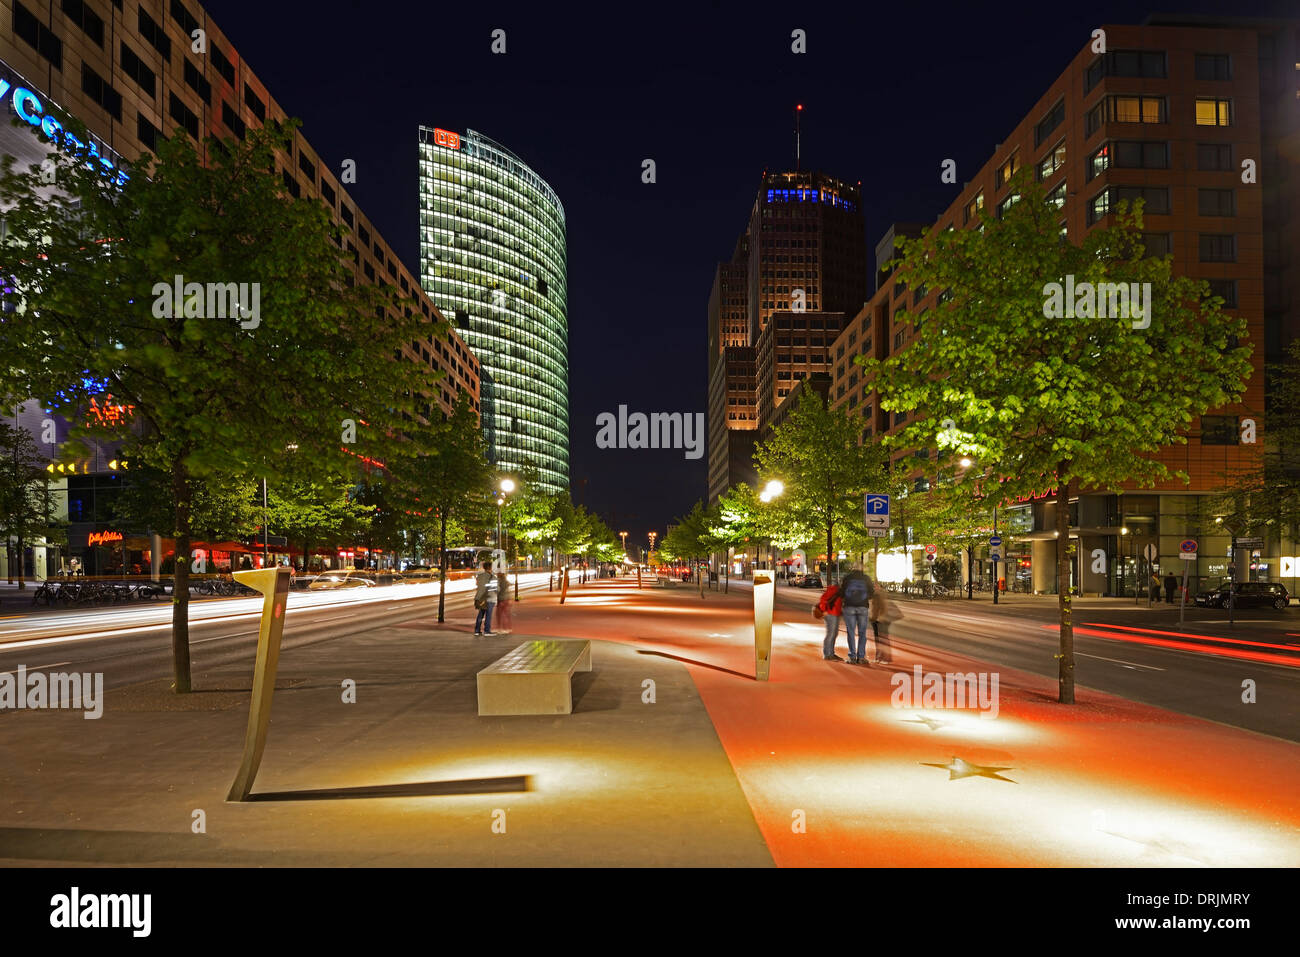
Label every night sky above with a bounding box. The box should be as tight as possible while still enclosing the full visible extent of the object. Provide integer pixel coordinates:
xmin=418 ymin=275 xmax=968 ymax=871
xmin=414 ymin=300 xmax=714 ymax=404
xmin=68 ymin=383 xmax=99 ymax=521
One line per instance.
xmin=202 ymin=0 xmax=1287 ymax=543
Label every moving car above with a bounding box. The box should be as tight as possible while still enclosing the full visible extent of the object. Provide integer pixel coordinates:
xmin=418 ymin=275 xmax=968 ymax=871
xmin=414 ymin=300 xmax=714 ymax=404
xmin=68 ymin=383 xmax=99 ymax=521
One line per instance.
xmin=307 ymin=570 xmax=376 ymax=590
xmin=793 ymin=574 xmax=824 ymax=588
xmin=1194 ymin=580 xmax=1290 ymax=609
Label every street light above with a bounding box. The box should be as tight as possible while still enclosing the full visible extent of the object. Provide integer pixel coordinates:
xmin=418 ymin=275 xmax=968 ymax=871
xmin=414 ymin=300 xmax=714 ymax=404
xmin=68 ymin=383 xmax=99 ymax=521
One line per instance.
xmin=759 ymin=479 xmax=784 ymax=573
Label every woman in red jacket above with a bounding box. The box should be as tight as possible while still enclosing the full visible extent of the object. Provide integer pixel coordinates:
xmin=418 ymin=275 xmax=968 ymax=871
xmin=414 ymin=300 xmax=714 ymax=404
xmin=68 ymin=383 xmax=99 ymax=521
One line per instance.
xmin=816 ymin=583 xmax=847 ymax=661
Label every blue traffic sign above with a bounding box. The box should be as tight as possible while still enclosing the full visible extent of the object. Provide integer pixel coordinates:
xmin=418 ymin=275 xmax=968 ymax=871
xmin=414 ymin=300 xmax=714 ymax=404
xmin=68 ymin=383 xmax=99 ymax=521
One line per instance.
xmin=989 ymin=535 xmax=1002 ymax=546
xmin=866 ymin=494 xmax=890 ymax=515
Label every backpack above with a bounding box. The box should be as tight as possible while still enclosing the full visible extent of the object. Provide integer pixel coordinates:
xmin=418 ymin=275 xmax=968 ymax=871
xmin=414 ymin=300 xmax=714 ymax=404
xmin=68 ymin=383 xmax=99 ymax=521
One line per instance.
xmin=842 ymin=574 xmax=870 ymax=607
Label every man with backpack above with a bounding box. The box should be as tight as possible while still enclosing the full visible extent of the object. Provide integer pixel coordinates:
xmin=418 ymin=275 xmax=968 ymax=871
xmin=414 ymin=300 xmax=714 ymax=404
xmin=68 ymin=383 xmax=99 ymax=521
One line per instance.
xmin=838 ymin=563 xmax=876 ymax=665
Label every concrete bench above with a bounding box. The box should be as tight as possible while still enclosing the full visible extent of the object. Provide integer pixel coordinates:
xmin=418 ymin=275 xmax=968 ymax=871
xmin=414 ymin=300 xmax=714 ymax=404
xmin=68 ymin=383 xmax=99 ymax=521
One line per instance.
xmin=655 ymin=576 xmax=678 ymax=587
xmin=476 ymin=639 xmax=593 ymax=716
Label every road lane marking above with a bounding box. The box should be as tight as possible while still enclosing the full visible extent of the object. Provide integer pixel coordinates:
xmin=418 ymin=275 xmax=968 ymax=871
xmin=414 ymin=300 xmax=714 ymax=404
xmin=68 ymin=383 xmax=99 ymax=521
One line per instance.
xmin=1075 ymin=651 xmax=1164 ymax=671
xmin=0 ymin=661 xmax=70 ymax=676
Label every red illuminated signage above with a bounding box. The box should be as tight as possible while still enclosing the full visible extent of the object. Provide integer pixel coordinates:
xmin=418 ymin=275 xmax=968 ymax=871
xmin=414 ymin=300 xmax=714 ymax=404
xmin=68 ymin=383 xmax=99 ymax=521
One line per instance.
xmin=86 ymin=395 xmax=135 ymax=427
xmin=432 ymin=128 xmax=461 ymax=150
xmin=89 ymin=530 xmax=123 ymax=546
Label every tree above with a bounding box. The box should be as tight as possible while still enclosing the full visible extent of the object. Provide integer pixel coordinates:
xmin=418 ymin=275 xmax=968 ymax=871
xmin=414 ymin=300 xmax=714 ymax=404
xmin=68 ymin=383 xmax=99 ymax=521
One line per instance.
xmin=754 ymin=390 xmax=887 ymax=584
xmin=266 ymin=479 xmax=373 ymax=573
xmin=412 ymin=394 xmax=492 ymax=622
xmin=0 ymin=118 xmax=442 ymax=691
xmin=504 ymin=478 xmax=564 ymax=587
xmin=861 ymin=174 xmax=1253 ymax=703
xmin=0 ymin=419 xmax=61 ymax=588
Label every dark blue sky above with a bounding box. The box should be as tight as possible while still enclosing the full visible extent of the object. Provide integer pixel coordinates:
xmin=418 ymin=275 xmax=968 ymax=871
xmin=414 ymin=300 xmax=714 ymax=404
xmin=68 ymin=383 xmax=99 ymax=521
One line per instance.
xmin=203 ymin=0 xmax=1287 ymax=542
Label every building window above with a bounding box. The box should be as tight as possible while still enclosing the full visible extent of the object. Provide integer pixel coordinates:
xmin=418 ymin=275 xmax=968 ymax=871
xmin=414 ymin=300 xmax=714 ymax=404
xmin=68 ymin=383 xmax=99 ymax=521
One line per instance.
xmin=182 ymin=59 xmax=211 ymax=104
xmin=1046 ymin=180 xmax=1067 ymax=210
xmin=1206 ymin=278 xmax=1238 ymax=308
xmin=1114 ymin=140 xmax=1169 ymax=169
xmin=211 ymin=43 xmax=236 ymax=84
xmin=120 ymin=42 xmax=155 ymax=98
xmin=1037 ymin=141 xmax=1066 ymax=181
xmin=81 ymin=64 xmax=122 ymax=120
xmin=15 ymin=2 xmax=63 ymax=69
xmin=298 ymin=152 xmax=316 ymax=182
xmin=1088 ymin=143 xmax=1110 ymax=181
xmin=995 ymin=154 xmax=1019 ymax=189
xmin=137 ymin=112 xmax=160 ymax=152
xmin=1034 ymin=99 xmax=1065 ymax=146
xmin=222 ymin=101 xmax=246 ymax=140
xmin=1198 ymin=188 xmax=1236 ymax=217
xmin=1088 ymin=189 xmax=1111 ymax=226
xmin=963 ymin=190 xmax=984 ymax=224
xmin=1087 ymin=95 xmax=1166 ymax=135
xmin=245 ymin=84 xmax=266 ymax=121
xmin=1196 ymin=143 xmax=1233 ymax=170
xmin=137 ymin=8 xmax=171 ymax=62
xmin=1201 ymin=415 xmax=1238 ymax=445
xmin=1198 ymin=234 xmax=1236 ymax=262
xmin=1084 ymin=49 xmax=1167 ymax=92
xmin=61 ymin=0 xmax=104 ymax=47
xmin=1195 ymin=53 xmax=1231 ymax=80
xmin=1141 ymin=233 xmax=1171 ymax=259
xmin=997 ymin=193 xmax=1021 ymax=218
xmin=168 ymin=92 xmax=199 ymax=140
xmin=170 ymin=0 xmax=201 ymax=38
xmin=1113 ymin=186 xmax=1170 ymax=216
xmin=1195 ymin=97 xmax=1232 ymax=126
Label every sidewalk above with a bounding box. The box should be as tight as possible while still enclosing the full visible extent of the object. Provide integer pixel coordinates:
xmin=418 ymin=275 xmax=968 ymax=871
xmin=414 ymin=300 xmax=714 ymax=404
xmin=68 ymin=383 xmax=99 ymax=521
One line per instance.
xmin=2 ymin=574 xmax=1298 ymax=866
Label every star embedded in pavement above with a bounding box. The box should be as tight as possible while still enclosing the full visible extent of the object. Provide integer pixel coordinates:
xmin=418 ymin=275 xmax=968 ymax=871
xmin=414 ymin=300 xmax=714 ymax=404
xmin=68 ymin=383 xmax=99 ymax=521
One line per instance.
xmin=906 ymin=714 xmax=948 ymax=731
xmin=921 ymin=756 xmax=1016 ymax=783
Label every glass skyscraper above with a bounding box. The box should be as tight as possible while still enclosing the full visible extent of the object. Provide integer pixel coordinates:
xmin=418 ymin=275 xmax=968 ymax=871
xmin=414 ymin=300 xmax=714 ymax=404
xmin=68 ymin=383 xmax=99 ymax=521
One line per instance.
xmin=418 ymin=127 xmax=569 ymax=494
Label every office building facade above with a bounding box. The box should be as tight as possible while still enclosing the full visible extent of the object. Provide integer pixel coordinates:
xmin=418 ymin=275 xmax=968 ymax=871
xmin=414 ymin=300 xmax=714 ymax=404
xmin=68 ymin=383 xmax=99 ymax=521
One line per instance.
xmin=418 ymin=126 xmax=569 ymax=494
xmin=831 ymin=16 xmax=1300 ymax=597
xmin=1 ymin=0 xmax=479 ymax=578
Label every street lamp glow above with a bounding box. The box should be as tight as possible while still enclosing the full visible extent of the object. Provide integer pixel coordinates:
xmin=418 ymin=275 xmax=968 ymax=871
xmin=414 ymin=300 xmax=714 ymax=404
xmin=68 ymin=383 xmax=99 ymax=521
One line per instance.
xmin=959 ymin=457 xmax=973 ymax=468
xmin=500 ymin=478 xmax=516 ymax=494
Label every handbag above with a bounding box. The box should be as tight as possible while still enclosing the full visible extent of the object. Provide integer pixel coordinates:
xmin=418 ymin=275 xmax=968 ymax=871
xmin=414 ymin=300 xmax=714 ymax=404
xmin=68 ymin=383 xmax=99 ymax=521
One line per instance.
xmin=812 ymin=604 xmax=825 ymax=620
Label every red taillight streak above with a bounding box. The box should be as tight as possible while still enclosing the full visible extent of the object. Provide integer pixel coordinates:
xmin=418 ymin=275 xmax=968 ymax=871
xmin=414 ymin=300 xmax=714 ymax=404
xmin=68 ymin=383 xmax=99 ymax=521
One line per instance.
xmin=1042 ymin=624 xmax=1300 ymax=667
xmin=1081 ymin=621 xmax=1299 ymax=652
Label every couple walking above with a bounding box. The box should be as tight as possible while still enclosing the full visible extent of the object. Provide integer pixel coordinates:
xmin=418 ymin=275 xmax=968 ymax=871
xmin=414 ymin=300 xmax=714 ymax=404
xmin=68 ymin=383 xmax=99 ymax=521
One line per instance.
xmin=815 ymin=565 xmax=900 ymax=665
xmin=473 ymin=561 xmax=513 ymax=636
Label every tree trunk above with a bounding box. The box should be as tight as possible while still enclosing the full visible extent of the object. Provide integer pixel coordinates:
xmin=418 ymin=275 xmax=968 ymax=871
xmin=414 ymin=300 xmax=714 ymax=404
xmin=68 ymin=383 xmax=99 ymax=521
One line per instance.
xmin=967 ymin=545 xmax=974 ymax=599
xmin=826 ymin=521 xmax=834 ymax=586
xmin=171 ymin=464 xmax=194 ymax=694
xmin=1056 ymin=473 xmax=1075 ymax=704
xmin=15 ymin=534 xmax=24 ymax=590
xmin=437 ymin=508 xmax=448 ymax=623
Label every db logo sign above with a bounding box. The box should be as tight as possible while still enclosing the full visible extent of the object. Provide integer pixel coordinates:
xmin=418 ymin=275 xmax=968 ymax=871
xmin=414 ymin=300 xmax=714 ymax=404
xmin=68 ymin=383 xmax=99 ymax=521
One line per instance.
xmin=432 ymin=128 xmax=461 ymax=150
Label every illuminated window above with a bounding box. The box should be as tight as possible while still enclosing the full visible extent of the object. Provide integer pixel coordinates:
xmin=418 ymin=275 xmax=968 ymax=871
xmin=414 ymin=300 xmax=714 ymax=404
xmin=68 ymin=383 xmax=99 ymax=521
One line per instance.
xmin=1046 ymin=181 xmax=1067 ymax=210
xmin=1195 ymin=97 xmax=1232 ymax=126
xmin=1037 ymin=141 xmax=1066 ymax=181
xmin=963 ymin=191 xmax=984 ymax=224
xmin=995 ymin=154 xmax=1019 ymax=190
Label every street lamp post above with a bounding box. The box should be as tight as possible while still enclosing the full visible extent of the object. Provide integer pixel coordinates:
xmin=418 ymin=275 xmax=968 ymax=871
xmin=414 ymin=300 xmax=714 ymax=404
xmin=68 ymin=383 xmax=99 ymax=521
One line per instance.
xmin=759 ymin=479 xmax=784 ymax=582
xmin=1215 ymin=517 xmax=1237 ymax=627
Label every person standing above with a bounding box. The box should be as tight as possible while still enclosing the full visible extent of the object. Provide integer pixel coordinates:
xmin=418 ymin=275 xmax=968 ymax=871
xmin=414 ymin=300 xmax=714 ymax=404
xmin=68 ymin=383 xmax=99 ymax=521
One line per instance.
xmin=816 ymin=582 xmax=845 ymax=661
xmin=838 ymin=564 xmax=875 ymax=665
xmin=1164 ymin=572 xmax=1178 ymax=605
xmin=1150 ymin=571 xmax=1163 ymax=603
xmin=473 ymin=560 xmax=498 ymax=636
xmin=495 ymin=570 xmax=513 ymax=634
xmin=869 ymin=587 xmax=901 ymax=664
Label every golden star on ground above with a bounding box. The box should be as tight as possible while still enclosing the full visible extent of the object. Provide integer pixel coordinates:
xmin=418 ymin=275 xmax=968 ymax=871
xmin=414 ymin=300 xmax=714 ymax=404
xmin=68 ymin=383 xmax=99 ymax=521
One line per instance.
xmin=922 ymin=756 xmax=1016 ymax=783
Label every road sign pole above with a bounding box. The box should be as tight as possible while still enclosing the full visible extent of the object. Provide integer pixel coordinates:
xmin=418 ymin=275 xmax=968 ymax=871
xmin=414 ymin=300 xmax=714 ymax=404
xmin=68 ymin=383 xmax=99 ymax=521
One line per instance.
xmin=1180 ymin=562 xmax=1188 ymax=627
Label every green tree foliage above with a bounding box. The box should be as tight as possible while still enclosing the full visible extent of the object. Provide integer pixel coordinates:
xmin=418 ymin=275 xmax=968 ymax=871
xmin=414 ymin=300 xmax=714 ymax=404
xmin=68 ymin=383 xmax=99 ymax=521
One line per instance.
xmin=754 ymin=390 xmax=887 ymax=583
xmin=0 ymin=119 xmax=444 ymax=691
xmin=266 ymin=478 xmax=373 ymax=573
xmin=861 ymin=175 xmax=1253 ymax=702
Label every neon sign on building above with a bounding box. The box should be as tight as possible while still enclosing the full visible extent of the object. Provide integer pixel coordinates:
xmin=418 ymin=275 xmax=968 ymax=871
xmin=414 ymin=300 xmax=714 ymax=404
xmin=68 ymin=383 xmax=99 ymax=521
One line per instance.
xmin=431 ymin=128 xmax=461 ymax=150
xmin=0 ymin=66 xmax=129 ymax=186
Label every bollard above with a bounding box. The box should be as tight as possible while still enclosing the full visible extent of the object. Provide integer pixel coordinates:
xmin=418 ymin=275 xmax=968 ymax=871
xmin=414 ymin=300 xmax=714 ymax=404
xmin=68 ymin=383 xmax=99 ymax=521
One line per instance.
xmin=753 ymin=573 xmax=774 ymax=681
xmin=637 ymin=565 xmax=642 ymax=589
xmin=560 ymin=565 xmax=569 ymax=604
xmin=226 ymin=565 xmax=291 ymax=801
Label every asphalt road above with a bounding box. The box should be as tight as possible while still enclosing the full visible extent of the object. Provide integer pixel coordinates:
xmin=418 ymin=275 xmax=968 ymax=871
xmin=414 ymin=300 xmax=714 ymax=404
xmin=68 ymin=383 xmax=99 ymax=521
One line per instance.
xmin=0 ymin=573 xmax=557 ymax=697
xmin=765 ymin=580 xmax=1300 ymax=742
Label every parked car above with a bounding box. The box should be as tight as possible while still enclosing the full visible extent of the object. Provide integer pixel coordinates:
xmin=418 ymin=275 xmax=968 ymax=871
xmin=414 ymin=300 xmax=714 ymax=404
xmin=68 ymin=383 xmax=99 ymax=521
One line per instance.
xmin=308 ymin=570 xmax=376 ymax=590
xmin=1195 ymin=580 xmax=1290 ymax=610
xmin=794 ymin=574 xmax=824 ymax=589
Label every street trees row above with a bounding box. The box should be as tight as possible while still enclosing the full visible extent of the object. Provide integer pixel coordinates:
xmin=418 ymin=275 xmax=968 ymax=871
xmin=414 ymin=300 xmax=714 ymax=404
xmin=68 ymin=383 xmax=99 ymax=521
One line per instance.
xmin=0 ymin=118 xmax=500 ymax=690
